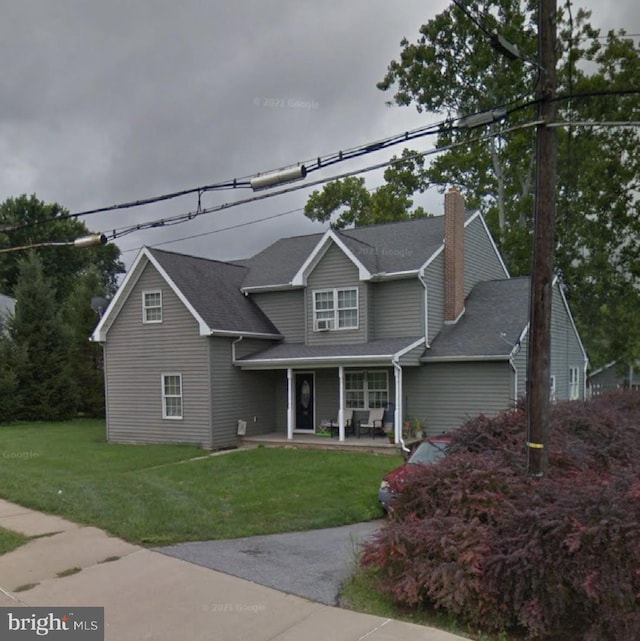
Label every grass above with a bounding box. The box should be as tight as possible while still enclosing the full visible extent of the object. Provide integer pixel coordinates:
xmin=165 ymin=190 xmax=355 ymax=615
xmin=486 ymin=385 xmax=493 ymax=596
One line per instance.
xmin=0 ymin=526 xmax=28 ymax=555
xmin=0 ymin=419 xmax=400 ymax=546
xmin=56 ymin=567 xmax=82 ymax=578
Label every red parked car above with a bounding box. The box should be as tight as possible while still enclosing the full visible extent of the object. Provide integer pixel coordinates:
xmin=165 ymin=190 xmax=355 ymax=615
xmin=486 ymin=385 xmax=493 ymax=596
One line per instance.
xmin=378 ymin=435 xmax=451 ymax=510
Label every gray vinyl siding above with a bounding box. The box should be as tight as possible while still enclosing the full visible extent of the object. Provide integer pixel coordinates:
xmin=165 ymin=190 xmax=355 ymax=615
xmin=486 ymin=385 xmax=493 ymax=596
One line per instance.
xmin=403 ymin=361 xmax=514 ymax=435
xmin=274 ymin=372 xmax=287 ymax=433
xmin=550 ymin=282 xmax=586 ymax=400
xmin=306 ymin=242 xmax=367 ymax=345
xmin=423 ymin=253 xmax=445 ymax=345
xmin=233 ymin=337 xmax=278 ymax=359
xmin=104 ymin=263 xmax=211 ymax=446
xmin=209 ymin=337 xmax=276 ymax=447
xmin=464 ymin=215 xmax=509 ymax=295
xmin=398 ymin=344 xmax=425 ymax=366
xmin=251 ymin=290 xmax=305 ymax=342
xmin=314 ymin=369 xmax=339 ymax=428
xmin=372 ymin=278 xmax=423 ymax=339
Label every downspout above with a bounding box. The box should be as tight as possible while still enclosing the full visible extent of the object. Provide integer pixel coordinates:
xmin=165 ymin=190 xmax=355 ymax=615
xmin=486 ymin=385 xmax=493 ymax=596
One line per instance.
xmin=231 ymin=335 xmax=244 ymax=364
xmin=509 ymin=357 xmax=518 ymax=407
xmin=392 ymin=358 xmax=410 ymax=454
xmin=418 ymin=272 xmax=430 ymax=347
xmin=338 ymin=365 xmax=345 ymax=442
xmin=286 ymin=368 xmax=294 ymax=441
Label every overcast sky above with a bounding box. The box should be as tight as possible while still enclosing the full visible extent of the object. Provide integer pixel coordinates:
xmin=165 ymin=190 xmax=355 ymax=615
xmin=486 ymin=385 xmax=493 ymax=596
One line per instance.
xmin=1 ymin=1 xmax=638 ymax=270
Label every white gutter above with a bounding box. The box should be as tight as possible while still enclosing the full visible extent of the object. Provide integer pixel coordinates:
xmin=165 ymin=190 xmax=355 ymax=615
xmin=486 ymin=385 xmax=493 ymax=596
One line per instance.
xmin=241 ymin=283 xmax=299 ymax=294
xmin=211 ymin=329 xmax=282 ymax=339
xmin=421 ymin=354 xmax=511 ymax=363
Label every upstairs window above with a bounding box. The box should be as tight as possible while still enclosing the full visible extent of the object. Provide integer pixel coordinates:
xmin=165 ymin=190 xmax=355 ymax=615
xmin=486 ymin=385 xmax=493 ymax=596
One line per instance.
xmin=313 ymin=288 xmax=358 ymax=331
xmin=143 ymin=290 xmax=162 ymax=323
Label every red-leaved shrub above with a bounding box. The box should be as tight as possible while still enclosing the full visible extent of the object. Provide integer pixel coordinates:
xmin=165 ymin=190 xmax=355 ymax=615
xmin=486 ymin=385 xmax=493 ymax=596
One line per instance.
xmin=361 ymin=390 xmax=640 ymax=640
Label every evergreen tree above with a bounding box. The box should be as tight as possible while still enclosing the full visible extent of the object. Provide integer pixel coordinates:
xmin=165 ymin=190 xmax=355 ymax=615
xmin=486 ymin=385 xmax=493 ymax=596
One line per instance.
xmin=64 ymin=269 xmax=106 ymax=417
xmin=10 ymin=252 xmax=78 ymax=420
xmin=0 ymin=335 xmax=19 ymax=421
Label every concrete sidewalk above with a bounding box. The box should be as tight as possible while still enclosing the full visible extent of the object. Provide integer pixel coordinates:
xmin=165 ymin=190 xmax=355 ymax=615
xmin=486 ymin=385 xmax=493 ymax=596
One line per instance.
xmin=0 ymin=499 xmax=470 ymax=641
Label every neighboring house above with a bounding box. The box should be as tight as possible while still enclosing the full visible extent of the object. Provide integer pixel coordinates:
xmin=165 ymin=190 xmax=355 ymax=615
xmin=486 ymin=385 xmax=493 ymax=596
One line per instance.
xmin=92 ymin=188 xmax=588 ymax=449
xmin=0 ymin=293 xmax=15 ymax=336
xmin=588 ymin=360 xmax=640 ymax=396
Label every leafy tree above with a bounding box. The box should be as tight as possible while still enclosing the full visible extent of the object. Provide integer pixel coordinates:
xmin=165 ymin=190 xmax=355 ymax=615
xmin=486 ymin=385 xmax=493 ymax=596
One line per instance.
xmin=9 ymin=252 xmax=78 ymax=421
xmin=0 ymin=194 xmax=124 ymax=301
xmin=304 ymin=149 xmax=432 ymax=227
xmin=367 ymin=1 xmax=640 ymax=367
xmin=64 ymin=269 xmax=106 ymax=417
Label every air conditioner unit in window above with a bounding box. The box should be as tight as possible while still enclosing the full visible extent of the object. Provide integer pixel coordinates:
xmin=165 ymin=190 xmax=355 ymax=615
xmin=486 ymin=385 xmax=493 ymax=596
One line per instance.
xmin=316 ymin=319 xmax=331 ymax=331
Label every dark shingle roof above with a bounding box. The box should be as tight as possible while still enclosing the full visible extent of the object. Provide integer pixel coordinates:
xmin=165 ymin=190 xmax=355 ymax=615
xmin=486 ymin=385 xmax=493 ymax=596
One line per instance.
xmin=423 ymin=277 xmax=530 ymax=360
xmin=240 ymin=215 xmax=456 ymax=289
xmin=239 ymin=233 xmax=323 ymax=289
xmin=147 ymin=248 xmax=280 ymax=336
xmin=239 ymin=336 xmax=424 ymax=363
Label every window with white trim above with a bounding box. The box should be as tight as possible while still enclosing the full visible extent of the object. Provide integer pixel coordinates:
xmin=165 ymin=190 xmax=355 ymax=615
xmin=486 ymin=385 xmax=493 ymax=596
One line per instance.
xmin=143 ymin=290 xmax=162 ymax=323
xmin=345 ymin=370 xmax=388 ymax=409
xmin=313 ymin=288 xmax=358 ymax=331
xmin=569 ymin=367 xmax=580 ymax=400
xmin=345 ymin=372 xmax=365 ymax=408
xmin=162 ymin=373 xmax=183 ymax=419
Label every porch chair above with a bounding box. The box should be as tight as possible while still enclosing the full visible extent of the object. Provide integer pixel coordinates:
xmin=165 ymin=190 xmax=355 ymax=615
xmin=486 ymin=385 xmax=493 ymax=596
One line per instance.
xmin=357 ymin=407 xmax=385 ymax=439
xmin=330 ymin=408 xmax=354 ymax=437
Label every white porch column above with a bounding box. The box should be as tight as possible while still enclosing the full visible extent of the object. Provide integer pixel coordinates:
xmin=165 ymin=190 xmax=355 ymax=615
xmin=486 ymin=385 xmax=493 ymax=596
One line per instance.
xmin=287 ymin=368 xmax=294 ymax=441
xmin=338 ymin=366 xmax=345 ymax=442
xmin=393 ymin=362 xmax=403 ymax=444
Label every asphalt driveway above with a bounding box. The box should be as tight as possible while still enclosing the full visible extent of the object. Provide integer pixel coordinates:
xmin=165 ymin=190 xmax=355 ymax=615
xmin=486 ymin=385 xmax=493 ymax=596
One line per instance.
xmin=155 ymin=521 xmax=382 ymax=606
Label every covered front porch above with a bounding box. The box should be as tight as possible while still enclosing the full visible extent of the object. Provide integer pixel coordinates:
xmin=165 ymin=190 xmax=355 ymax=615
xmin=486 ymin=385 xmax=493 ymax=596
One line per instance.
xmin=234 ymin=336 xmax=426 ymax=446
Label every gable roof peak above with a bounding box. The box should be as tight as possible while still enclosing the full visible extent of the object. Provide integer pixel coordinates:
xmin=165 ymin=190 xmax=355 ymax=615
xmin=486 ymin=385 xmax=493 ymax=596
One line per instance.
xmin=146 ymin=246 xmax=246 ymax=270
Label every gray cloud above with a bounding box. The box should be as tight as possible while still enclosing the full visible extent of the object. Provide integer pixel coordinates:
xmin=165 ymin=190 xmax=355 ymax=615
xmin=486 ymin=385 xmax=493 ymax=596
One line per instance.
xmin=1 ymin=0 xmax=637 ymax=267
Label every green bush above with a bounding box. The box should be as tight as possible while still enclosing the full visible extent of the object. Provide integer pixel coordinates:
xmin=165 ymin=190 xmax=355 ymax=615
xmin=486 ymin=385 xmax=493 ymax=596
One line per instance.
xmin=361 ymin=391 xmax=640 ymax=640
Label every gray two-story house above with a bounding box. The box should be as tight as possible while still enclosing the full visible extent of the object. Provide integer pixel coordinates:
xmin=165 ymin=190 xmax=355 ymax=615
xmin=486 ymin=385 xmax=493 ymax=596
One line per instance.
xmin=92 ymin=188 xmax=588 ymax=448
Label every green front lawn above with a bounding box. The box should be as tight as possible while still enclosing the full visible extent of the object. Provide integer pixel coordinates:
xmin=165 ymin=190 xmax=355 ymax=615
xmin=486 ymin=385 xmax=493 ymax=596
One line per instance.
xmin=0 ymin=420 xmax=400 ymax=546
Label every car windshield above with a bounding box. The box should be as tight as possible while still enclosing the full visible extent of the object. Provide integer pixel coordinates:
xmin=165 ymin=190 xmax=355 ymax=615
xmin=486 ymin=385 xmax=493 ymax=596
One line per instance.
xmin=408 ymin=440 xmax=448 ymax=465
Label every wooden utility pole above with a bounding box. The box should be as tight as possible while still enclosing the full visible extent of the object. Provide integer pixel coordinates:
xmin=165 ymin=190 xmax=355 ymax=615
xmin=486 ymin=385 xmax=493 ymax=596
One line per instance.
xmin=526 ymin=0 xmax=558 ymax=476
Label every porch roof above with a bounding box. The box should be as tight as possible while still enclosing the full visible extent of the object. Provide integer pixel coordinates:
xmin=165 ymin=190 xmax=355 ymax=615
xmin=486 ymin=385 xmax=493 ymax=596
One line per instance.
xmin=236 ymin=336 xmax=424 ymax=369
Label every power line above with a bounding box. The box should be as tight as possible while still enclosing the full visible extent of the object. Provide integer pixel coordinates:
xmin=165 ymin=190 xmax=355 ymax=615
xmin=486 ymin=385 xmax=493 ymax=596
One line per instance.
xmin=120 ymin=208 xmax=304 ymax=255
xmin=106 ymin=119 xmax=545 ymax=244
xmin=0 ymin=118 xmax=449 ymax=235
xmin=107 ymin=106 xmax=640 ymax=250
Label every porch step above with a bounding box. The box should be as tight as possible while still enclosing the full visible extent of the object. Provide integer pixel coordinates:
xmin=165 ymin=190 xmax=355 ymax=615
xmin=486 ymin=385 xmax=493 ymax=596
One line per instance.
xmin=241 ymin=433 xmax=401 ymax=456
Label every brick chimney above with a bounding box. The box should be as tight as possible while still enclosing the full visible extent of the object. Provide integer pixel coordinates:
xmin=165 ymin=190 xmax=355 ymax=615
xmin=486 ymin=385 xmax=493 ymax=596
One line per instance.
xmin=444 ymin=186 xmax=465 ymax=323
